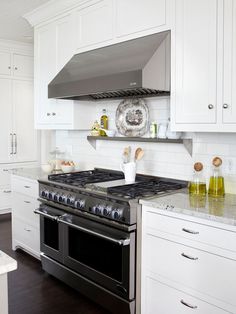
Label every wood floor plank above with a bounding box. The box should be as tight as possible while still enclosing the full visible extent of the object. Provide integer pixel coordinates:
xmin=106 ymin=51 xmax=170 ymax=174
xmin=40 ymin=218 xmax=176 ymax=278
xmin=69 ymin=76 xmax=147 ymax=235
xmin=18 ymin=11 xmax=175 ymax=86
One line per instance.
xmin=0 ymin=214 xmax=110 ymax=314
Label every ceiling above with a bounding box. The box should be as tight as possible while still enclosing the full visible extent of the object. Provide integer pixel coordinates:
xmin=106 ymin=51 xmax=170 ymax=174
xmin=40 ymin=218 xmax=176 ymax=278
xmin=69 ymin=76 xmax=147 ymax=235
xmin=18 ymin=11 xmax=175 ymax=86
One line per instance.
xmin=0 ymin=0 xmax=50 ymax=43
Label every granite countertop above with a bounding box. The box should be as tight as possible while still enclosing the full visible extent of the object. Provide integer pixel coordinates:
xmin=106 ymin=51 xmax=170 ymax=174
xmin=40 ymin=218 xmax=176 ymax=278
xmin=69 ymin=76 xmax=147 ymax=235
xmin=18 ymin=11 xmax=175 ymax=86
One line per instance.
xmin=11 ymin=167 xmax=49 ymax=181
xmin=140 ymin=190 xmax=236 ymax=227
xmin=0 ymin=251 xmax=17 ymax=276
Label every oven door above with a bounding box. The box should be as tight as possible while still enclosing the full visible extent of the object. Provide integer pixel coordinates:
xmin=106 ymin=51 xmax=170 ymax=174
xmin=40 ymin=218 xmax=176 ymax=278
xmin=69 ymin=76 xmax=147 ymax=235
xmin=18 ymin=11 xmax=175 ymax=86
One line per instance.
xmin=35 ymin=205 xmax=64 ymax=263
xmin=59 ymin=213 xmax=136 ymax=301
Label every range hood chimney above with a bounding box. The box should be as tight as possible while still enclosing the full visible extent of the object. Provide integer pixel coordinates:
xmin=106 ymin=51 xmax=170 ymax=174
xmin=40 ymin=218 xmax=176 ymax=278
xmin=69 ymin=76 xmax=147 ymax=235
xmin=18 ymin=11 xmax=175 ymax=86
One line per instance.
xmin=48 ymin=31 xmax=170 ymax=101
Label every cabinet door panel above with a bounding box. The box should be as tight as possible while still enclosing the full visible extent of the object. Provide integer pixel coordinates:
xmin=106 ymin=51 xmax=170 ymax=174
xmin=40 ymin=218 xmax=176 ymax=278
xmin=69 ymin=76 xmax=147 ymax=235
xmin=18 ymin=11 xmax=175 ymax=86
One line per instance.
xmin=13 ymin=80 xmax=38 ymax=162
xmin=175 ymin=0 xmax=217 ymax=124
xmin=223 ymin=0 xmax=236 ymax=123
xmin=0 ymin=79 xmax=13 ymax=163
xmin=116 ymin=0 xmax=167 ymax=38
xmin=76 ymin=0 xmax=113 ymax=49
xmin=144 ymin=278 xmax=229 ymax=314
xmin=0 ymin=51 xmax=11 ymax=75
xmin=13 ymin=54 xmax=33 ymax=78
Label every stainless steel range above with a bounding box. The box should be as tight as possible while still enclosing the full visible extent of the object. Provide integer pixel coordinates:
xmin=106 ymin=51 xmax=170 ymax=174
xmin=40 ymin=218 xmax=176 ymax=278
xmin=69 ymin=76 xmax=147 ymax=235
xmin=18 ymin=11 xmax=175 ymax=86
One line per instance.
xmin=35 ymin=169 xmax=187 ymax=314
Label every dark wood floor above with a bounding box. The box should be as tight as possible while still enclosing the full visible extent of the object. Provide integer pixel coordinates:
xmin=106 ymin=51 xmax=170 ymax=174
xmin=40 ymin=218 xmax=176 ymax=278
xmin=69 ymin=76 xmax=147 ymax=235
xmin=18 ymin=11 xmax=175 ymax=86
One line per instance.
xmin=0 ymin=214 xmax=110 ymax=314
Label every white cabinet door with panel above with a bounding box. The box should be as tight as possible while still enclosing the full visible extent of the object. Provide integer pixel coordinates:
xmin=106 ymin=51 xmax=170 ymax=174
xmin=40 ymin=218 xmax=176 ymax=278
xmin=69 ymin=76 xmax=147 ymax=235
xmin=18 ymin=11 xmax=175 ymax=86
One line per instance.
xmin=13 ymin=80 xmax=37 ymax=162
xmin=173 ymin=0 xmax=217 ymax=125
xmin=0 ymin=51 xmax=11 ymax=76
xmin=0 ymin=79 xmax=13 ymax=163
xmin=75 ymin=0 xmax=113 ymax=50
xmin=13 ymin=54 xmax=33 ymax=78
xmin=115 ymin=0 xmax=170 ymax=38
xmin=222 ymin=0 xmax=236 ymax=124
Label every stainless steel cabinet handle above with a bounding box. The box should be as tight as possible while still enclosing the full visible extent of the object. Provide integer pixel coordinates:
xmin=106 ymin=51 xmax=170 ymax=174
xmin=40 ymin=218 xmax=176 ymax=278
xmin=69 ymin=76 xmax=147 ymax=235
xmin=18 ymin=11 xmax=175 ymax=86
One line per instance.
xmin=180 ymin=299 xmax=198 ymax=309
xmin=10 ymin=133 xmax=13 ymax=155
xmin=24 ymin=201 xmax=31 ymax=204
xmin=3 ymin=190 xmax=11 ymax=193
xmin=24 ymin=228 xmax=31 ymax=232
xmin=181 ymin=253 xmax=199 ymax=261
xmin=208 ymin=104 xmax=214 ymax=109
xmin=13 ymin=133 xmax=17 ymax=154
xmin=223 ymin=103 xmax=229 ymax=109
xmin=182 ymin=228 xmax=199 ymax=235
xmin=24 ymin=185 xmax=31 ymax=189
xmin=34 ymin=208 xmax=60 ymax=221
xmin=59 ymin=218 xmax=130 ymax=246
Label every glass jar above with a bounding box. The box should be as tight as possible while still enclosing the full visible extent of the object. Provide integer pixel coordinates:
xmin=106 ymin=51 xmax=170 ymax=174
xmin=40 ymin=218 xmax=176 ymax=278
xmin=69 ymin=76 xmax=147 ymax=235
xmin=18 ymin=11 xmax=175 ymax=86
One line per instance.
xmin=188 ymin=162 xmax=207 ymax=196
xmin=208 ymin=157 xmax=225 ymax=197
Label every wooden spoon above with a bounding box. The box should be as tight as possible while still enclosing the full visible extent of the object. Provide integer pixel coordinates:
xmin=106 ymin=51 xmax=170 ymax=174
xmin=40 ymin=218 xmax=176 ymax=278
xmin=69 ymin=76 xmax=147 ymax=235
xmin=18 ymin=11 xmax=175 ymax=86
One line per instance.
xmin=135 ymin=148 xmax=144 ymax=161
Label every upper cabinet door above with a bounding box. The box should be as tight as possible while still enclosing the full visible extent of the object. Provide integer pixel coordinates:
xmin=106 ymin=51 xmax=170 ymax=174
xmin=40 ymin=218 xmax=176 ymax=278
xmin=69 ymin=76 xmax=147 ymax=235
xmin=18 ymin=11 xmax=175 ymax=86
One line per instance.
xmin=13 ymin=80 xmax=38 ymax=163
xmin=222 ymin=0 xmax=236 ymax=123
xmin=75 ymin=0 xmax=113 ymax=50
xmin=0 ymin=79 xmax=13 ymax=163
xmin=13 ymin=54 xmax=33 ymax=78
xmin=174 ymin=0 xmax=217 ymax=124
xmin=0 ymin=52 xmax=11 ymax=76
xmin=115 ymin=0 xmax=168 ymax=38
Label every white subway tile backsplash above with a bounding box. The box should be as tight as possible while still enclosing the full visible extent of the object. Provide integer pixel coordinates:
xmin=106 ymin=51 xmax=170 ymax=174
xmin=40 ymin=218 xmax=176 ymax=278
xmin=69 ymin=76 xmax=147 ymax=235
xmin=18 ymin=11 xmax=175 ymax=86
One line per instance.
xmin=54 ymin=98 xmax=236 ymax=192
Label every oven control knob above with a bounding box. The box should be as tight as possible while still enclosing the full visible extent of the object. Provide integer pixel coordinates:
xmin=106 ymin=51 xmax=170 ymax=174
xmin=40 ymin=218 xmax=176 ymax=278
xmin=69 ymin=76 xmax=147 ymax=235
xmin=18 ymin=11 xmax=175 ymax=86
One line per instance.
xmin=58 ymin=194 xmax=65 ymax=203
xmin=103 ymin=206 xmax=112 ymax=216
xmin=41 ymin=190 xmax=49 ymax=198
xmin=91 ymin=204 xmax=102 ymax=214
xmin=75 ymin=199 xmax=86 ymax=209
xmin=112 ymin=208 xmax=123 ymax=220
xmin=66 ymin=195 xmax=75 ymax=205
xmin=53 ymin=193 xmax=60 ymax=201
xmin=79 ymin=199 xmax=86 ymax=209
xmin=48 ymin=191 xmax=55 ymax=200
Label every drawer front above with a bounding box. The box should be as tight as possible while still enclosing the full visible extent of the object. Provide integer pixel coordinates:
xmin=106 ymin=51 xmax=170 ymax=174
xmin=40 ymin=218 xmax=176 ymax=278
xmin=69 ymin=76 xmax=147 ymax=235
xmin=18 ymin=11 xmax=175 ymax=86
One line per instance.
xmin=11 ymin=176 xmax=38 ymax=198
xmin=0 ymin=186 xmax=12 ymax=209
xmin=146 ymin=234 xmax=236 ymax=308
xmin=12 ymin=217 xmax=40 ymax=254
xmin=12 ymin=192 xmax=39 ymax=228
xmin=0 ymin=167 xmax=12 ymax=186
xmin=143 ymin=277 xmax=229 ymax=314
xmin=145 ymin=209 xmax=236 ymax=253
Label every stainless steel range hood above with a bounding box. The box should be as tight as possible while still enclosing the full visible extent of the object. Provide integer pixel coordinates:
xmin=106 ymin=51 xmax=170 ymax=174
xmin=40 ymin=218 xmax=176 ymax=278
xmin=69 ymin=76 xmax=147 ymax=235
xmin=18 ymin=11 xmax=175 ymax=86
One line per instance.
xmin=48 ymin=31 xmax=170 ymax=101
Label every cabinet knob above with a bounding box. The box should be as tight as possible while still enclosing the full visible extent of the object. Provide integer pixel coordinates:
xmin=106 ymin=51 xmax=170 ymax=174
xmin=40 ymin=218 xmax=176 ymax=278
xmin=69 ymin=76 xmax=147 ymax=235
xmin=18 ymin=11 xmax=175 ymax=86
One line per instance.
xmin=52 ymin=112 xmax=56 ymax=116
xmin=223 ymin=103 xmax=229 ymax=109
xmin=8 ymin=66 xmax=11 ymax=70
xmin=208 ymin=104 xmax=214 ymax=109
xmin=14 ymin=67 xmax=18 ymax=70
xmin=47 ymin=113 xmax=51 ymax=116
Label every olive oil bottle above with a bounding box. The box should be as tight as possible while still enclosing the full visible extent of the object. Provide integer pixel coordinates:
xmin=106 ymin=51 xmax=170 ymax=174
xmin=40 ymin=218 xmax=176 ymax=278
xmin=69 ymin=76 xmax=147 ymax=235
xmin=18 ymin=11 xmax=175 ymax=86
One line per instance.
xmin=100 ymin=109 xmax=108 ymax=136
xmin=188 ymin=162 xmax=207 ymax=196
xmin=208 ymin=157 xmax=225 ymax=197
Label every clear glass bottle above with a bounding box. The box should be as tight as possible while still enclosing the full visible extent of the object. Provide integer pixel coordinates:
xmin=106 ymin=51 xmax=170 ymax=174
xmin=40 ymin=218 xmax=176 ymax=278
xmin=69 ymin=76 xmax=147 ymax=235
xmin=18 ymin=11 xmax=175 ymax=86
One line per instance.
xmin=150 ymin=121 xmax=157 ymax=138
xmin=208 ymin=157 xmax=225 ymax=197
xmin=100 ymin=109 xmax=108 ymax=136
xmin=188 ymin=162 xmax=207 ymax=196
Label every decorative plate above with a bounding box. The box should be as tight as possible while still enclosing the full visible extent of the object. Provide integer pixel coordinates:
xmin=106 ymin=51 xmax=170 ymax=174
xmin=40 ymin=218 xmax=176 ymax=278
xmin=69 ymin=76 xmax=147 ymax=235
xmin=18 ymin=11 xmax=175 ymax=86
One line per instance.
xmin=116 ymin=98 xmax=149 ymax=136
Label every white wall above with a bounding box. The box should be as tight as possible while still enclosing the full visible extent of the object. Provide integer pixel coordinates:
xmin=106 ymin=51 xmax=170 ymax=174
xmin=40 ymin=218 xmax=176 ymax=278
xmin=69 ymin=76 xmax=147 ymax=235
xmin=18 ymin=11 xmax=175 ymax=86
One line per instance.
xmin=55 ymin=97 xmax=236 ymax=193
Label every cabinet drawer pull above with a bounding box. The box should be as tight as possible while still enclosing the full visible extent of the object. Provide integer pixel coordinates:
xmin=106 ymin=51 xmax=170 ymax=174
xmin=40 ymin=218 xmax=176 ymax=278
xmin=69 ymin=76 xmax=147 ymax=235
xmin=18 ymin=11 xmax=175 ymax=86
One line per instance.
xmin=3 ymin=169 xmax=9 ymax=172
xmin=182 ymin=228 xmax=199 ymax=235
xmin=208 ymin=104 xmax=214 ymax=109
xmin=181 ymin=253 xmax=198 ymax=261
xmin=3 ymin=190 xmax=11 ymax=193
xmin=24 ymin=201 xmax=31 ymax=204
xmin=180 ymin=299 xmax=198 ymax=309
xmin=24 ymin=185 xmax=31 ymax=189
xmin=24 ymin=228 xmax=31 ymax=232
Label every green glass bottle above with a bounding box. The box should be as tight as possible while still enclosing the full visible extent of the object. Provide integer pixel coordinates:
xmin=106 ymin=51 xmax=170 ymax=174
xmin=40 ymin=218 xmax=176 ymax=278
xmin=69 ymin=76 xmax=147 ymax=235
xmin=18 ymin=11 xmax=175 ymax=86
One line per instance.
xmin=100 ymin=109 xmax=108 ymax=136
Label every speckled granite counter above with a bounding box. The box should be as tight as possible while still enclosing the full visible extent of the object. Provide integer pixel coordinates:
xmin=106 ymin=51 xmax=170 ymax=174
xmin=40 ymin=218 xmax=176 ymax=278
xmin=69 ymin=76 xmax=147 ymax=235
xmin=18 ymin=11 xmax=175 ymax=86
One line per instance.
xmin=10 ymin=167 xmax=49 ymax=181
xmin=140 ymin=191 xmax=236 ymax=227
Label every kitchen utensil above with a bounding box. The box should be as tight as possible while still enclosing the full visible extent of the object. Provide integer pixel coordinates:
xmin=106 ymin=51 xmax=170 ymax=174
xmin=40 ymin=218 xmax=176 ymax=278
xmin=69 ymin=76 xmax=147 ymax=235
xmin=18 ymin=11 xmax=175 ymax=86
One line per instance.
xmin=123 ymin=146 xmax=131 ymax=163
xmin=120 ymin=162 xmax=136 ymax=183
xmin=135 ymin=148 xmax=144 ymax=161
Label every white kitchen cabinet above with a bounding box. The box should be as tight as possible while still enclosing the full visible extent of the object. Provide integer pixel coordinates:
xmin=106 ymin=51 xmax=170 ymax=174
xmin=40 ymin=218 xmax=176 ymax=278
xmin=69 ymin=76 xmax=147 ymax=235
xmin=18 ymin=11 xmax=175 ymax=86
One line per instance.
xmin=75 ymin=0 xmax=113 ymax=50
xmin=115 ymin=0 xmax=170 ymax=39
xmin=222 ymin=0 xmax=236 ymax=124
xmin=174 ymin=0 xmax=218 ymax=125
xmin=13 ymin=53 xmax=33 ymax=78
xmin=11 ymin=175 xmax=40 ymax=259
xmin=0 ymin=51 xmax=11 ymax=76
xmin=0 ymin=187 xmax=12 ymax=211
xmin=141 ymin=206 xmax=236 ymax=314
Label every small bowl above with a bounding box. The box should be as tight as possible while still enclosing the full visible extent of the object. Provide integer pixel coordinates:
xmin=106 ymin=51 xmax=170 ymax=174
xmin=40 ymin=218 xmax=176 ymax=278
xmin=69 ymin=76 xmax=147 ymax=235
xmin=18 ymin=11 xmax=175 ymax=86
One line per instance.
xmin=61 ymin=165 xmax=75 ymax=173
xmin=41 ymin=163 xmax=53 ymax=173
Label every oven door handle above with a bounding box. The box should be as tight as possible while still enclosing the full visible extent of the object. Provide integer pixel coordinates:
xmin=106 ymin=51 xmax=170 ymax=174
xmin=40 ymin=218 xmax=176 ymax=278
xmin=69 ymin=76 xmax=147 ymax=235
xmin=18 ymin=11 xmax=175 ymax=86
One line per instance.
xmin=59 ymin=218 xmax=130 ymax=246
xmin=34 ymin=208 xmax=60 ymax=221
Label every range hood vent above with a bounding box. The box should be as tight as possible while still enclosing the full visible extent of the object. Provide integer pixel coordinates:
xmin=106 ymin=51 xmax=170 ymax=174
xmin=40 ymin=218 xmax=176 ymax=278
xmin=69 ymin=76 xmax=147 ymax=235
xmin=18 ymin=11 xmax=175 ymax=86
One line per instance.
xmin=48 ymin=31 xmax=170 ymax=101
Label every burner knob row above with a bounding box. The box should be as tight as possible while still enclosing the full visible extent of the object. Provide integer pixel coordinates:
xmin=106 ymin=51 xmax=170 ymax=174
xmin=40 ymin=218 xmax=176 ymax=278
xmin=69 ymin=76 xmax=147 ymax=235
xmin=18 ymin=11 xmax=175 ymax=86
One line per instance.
xmin=91 ymin=204 xmax=123 ymax=220
xmin=40 ymin=190 xmax=86 ymax=209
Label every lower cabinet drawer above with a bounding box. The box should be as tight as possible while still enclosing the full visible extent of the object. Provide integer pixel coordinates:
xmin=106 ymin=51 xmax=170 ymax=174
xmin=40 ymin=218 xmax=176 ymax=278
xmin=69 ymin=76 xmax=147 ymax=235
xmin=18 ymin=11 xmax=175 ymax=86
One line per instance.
xmin=12 ymin=217 xmax=40 ymax=255
xmin=144 ymin=277 xmax=229 ymax=314
xmin=146 ymin=234 xmax=236 ymax=308
xmin=0 ymin=186 xmax=12 ymax=209
xmin=12 ymin=192 xmax=39 ymax=228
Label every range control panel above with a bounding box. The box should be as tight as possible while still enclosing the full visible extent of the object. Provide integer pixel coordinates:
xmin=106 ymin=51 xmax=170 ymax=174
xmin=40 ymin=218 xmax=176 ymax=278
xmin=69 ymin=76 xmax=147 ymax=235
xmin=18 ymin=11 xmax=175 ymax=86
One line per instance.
xmin=39 ymin=184 xmax=131 ymax=224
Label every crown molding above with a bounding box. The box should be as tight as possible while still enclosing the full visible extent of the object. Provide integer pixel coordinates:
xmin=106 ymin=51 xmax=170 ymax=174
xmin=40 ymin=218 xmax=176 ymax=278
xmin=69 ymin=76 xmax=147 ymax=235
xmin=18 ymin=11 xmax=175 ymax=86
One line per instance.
xmin=24 ymin=0 xmax=91 ymax=27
